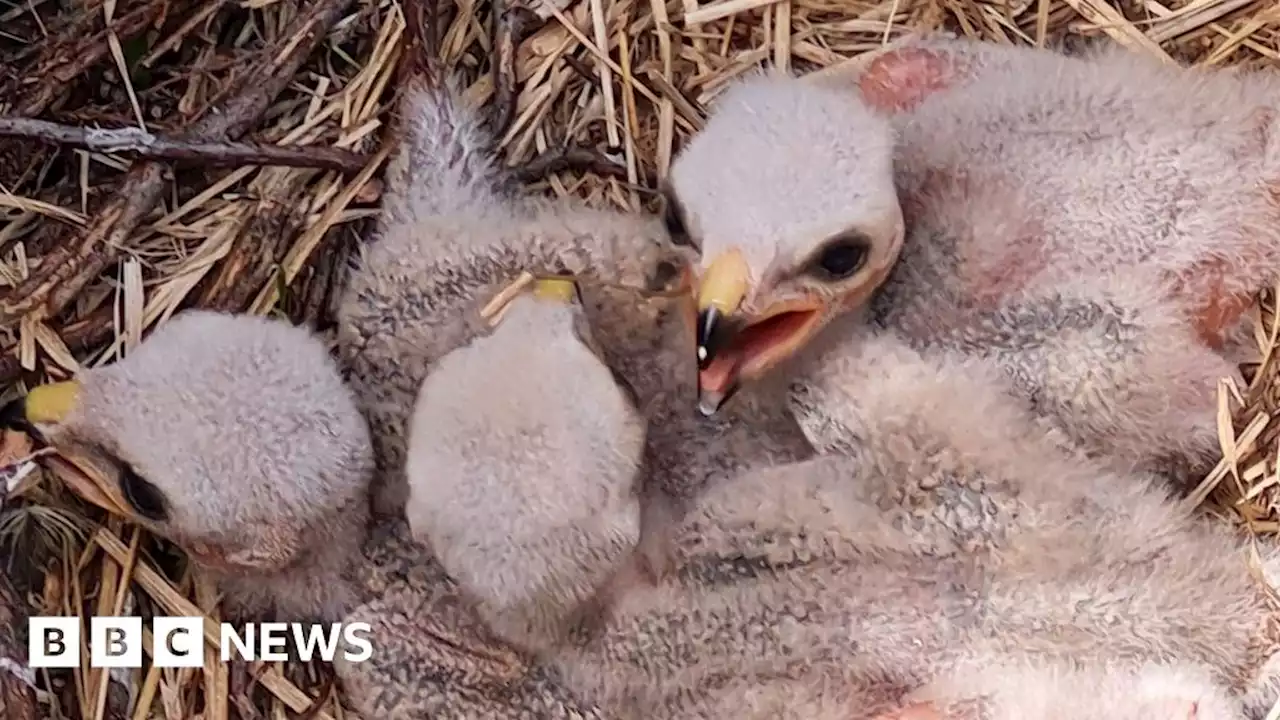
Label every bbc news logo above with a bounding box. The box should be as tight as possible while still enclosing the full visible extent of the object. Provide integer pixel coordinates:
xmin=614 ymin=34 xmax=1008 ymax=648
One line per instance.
xmin=28 ymin=617 xmax=373 ymax=668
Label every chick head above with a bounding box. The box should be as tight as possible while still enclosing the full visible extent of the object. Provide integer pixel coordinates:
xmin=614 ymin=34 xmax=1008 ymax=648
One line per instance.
xmin=665 ymin=72 xmax=903 ymax=415
xmin=3 ymin=311 xmax=374 ymax=596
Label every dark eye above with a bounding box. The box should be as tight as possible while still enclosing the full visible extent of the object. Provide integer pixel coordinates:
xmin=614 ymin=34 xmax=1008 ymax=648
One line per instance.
xmin=811 ymin=236 xmax=869 ymax=280
xmin=660 ymin=192 xmax=698 ymax=250
xmin=120 ymin=465 xmax=168 ymax=521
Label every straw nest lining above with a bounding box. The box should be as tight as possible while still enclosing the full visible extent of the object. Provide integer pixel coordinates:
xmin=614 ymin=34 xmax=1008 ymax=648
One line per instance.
xmin=0 ymin=0 xmax=1278 ymax=717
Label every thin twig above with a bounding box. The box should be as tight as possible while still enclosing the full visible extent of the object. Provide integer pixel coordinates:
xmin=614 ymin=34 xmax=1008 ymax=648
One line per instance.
xmin=0 ymin=117 xmax=369 ymax=173
xmin=398 ymin=0 xmax=442 ymax=87
xmin=0 ymin=0 xmax=357 ymax=331
xmin=0 ymin=0 xmax=179 ymax=187
xmin=491 ymin=1 xmax=543 ymax=135
xmin=563 ymin=54 xmax=602 ymax=89
xmin=512 ymin=146 xmax=629 ymax=183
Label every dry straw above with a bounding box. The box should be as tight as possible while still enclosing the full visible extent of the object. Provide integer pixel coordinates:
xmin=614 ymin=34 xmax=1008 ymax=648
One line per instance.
xmin=0 ymin=0 xmax=1278 ymax=717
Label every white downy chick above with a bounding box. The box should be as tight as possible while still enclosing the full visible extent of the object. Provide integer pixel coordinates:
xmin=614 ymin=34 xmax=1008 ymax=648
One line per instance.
xmin=404 ymin=277 xmax=647 ymax=652
xmin=3 ymin=310 xmax=373 ymax=622
xmin=406 ymin=321 xmax=1280 ymax=719
xmin=337 ymin=75 xmax=692 ymax=518
xmin=561 ymin=326 xmax=1280 ymax=718
xmin=668 ymin=36 xmax=1280 ymax=478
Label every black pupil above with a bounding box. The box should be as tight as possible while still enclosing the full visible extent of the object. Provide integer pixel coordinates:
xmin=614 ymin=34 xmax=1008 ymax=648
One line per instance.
xmin=817 ymin=241 xmax=867 ymax=279
xmin=120 ymin=466 xmax=168 ymax=521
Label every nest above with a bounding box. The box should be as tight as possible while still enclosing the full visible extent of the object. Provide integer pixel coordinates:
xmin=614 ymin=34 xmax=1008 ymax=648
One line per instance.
xmin=0 ymin=0 xmax=1278 ymax=717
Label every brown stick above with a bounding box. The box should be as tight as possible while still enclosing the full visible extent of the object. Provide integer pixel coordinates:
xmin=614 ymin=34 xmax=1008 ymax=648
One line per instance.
xmin=1 ymin=0 xmax=171 ymax=118
xmin=194 ymin=176 xmax=315 ymax=312
xmin=491 ymin=1 xmax=543 ymax=135
xmin=563 ymin=55 xmax=602 ymax=89
xmin=398 ymin=0 xmax=441 ymax=88
xmin=0 ymin=0 xmax=357 ymax=331
xmin=0 ymin=0 xmax=176 ymax=187
xmin=512 ymin=146 xmax=629 ymax=183
xmin=0 ymin=117 xmax=369 ymax=173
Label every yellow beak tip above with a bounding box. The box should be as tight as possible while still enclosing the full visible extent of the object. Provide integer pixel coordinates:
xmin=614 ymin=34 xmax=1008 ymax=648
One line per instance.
xmin=532 ymin=278 xmax=578 ymax=304
xmin=24 ymin=381 xmax=81 ymax=425
xmin=695 ymin=250 xmax=751 ymax=314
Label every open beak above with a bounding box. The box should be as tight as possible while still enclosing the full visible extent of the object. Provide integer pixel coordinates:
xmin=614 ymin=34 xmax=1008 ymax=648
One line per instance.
xmin=693 ymin=250 xmax=825 ymax=416
xmin=0 ymin=380 xmax=134 ymax=518
xmin=695 ymin=250 xmax=751 ymax=370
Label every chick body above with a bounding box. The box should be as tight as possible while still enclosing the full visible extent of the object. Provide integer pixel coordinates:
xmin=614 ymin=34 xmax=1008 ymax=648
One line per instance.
xmin=405 ymin=288 xmax=646 ymax=652
xmin=337 ymin=78 xmax=691 ymax=518
xmin=331 ymin=73 xmax=812 ymax=716
xmin=394 ymin=318 xmax=1280 ymax=720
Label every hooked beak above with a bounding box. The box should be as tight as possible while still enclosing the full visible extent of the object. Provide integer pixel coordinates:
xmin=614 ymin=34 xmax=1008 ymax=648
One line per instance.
xmin=0 ymin=380 xmax=134 ymax=518
xmin=693 ymin=250 xmax=825 ymax=416
xmin=695 ymin=249 xmax=751 ymax=369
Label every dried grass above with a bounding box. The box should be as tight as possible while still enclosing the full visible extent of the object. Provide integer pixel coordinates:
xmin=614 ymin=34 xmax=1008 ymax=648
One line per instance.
xmin=0 ymin=0 xmax=1278 ymax=717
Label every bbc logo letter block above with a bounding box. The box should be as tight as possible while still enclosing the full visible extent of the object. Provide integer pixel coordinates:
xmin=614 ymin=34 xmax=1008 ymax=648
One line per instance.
xmin=29 ymin=617 xmax=206 ymax=668
xmin=29 ymin=616 xmax=373 ymax=668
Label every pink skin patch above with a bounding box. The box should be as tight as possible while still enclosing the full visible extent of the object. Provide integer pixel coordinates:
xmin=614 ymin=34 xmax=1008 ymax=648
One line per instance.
xmin=904 ymin=168 xmax=1047 ymax=312
xmin=966 ymin=220 xmax=1049 ymax=309
xmin=1169 ymin=251 xmax=1266 ymax=351
xmin=858 ymin=48 xmax=963 ymax=113
xmin=1181 ymin=111 xmax=1280 ymax=349
xmin=1190 ymin=280 xmax=1253 ymax=351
